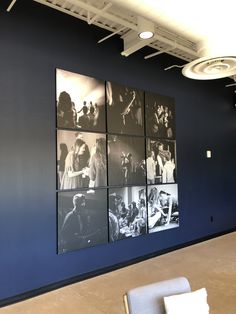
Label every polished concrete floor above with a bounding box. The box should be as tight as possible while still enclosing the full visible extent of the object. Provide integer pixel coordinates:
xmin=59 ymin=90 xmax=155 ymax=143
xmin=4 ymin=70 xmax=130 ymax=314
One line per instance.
xmin=1 ymin=232 xmax=235 ymax=314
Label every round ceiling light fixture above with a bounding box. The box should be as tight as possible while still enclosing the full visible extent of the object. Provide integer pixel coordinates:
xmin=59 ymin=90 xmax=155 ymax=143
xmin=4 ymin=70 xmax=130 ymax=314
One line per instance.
xmin=137 ymin=16 xmax=154 ymax=39
xmin=182 ymin=39 xmax=236 ymax=79
xmin=182 ymin=56 xmax=236 ymax=80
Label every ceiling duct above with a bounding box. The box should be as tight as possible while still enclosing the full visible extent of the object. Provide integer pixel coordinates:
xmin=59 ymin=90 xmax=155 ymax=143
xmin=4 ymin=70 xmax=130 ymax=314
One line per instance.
xmin=182 ymin=38 xmax=236 ymax=80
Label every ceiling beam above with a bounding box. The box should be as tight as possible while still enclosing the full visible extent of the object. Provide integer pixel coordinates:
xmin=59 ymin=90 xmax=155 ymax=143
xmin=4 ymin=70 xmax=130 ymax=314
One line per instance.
xmin=33 ymin=0 xmax=198 ymax=59
xmin=88 ymin=3 xmax=113 ymax=25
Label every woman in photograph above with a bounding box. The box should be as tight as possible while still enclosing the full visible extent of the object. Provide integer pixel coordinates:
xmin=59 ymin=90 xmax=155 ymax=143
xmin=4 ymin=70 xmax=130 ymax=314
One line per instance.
xmin=60 ymin=138 xmax=90 ymax=189
xmin=89 ymin=137 xmax=106 ymax=187
xmin=57 ymin=91 xmax=75 ymax=129
xmin=58 ymin=143 xmax=68 ymax=187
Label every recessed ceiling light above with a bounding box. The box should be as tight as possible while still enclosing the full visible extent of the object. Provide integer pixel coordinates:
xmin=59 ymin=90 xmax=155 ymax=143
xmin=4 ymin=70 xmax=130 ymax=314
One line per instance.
xmin=137 ymin=16 xmax=154 ymax=40
xmin=138 ymin=31 xmax=154 ymax=39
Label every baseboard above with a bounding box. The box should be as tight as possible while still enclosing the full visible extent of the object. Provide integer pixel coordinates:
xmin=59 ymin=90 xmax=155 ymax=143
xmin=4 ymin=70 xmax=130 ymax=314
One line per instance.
xmin=0 ymin=227 xmax=235 ymax=308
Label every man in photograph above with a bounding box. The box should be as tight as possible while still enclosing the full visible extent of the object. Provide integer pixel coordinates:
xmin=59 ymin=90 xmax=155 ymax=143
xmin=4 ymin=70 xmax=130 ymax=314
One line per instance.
xmin=109 ymin=193 xmax=122 ymax=242
xmin=60 ymin=193 xmax=87 ymax=252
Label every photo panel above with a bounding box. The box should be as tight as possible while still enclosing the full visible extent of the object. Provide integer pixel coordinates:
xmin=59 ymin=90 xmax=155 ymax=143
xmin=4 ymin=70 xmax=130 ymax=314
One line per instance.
xmin=108 ymin=135 xmax=146 ymax=186
xmin=57 ymin=189 xmax=108 ymax=254
xmin=108 ymin=186 xmax=147 ymax=242
xmin=146 ymin=138 xmax=177 ymax=184
xmin=145 ymin=91 xmax=175 ymax=139
xmin=56 ymin=68 xmax=106 ymax=132
xmin=57 ymin=130 xmax=107 ymax=190
xmin=147 ymin=184 xmax=179 ymax=234
xmin=106 ymin=81 xmax=144 ymax=136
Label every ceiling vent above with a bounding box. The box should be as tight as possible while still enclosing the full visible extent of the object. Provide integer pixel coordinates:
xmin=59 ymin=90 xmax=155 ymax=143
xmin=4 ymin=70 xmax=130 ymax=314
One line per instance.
xmin=182 ymin=39 xmax=236 ymax=79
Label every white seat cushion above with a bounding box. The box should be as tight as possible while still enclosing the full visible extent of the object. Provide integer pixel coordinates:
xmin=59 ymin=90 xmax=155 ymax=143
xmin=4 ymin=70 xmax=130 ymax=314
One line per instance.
xmin=164 ymin=287 xmax=209 ymax=314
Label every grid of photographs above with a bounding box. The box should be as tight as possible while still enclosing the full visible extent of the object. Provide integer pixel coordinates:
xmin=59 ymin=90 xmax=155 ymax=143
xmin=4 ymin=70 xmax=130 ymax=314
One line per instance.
xmin=56 ymin=68 xmax=179 ymax=254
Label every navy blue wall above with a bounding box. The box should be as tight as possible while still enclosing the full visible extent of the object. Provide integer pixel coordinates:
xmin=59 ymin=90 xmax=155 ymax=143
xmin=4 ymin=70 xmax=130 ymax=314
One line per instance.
xmin=0 ymin=0 xmax=235 ymax=301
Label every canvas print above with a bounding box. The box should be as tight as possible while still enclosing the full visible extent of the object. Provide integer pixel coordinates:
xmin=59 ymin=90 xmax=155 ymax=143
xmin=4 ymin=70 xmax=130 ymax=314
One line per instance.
xmin=56 ymin=68 xmax=106 ymax=132
xmin=147 ymin=184 xmax=179 ymax=233
xmin=145 ymin=91 xmax=175 ymax=139
xmin=108 ymin=186 xmax=147 ymax=242
xmin=146 ymin=138 xmax=177 ymax=184
xmin=108 ymin=135 xmax=146 ymax=186
xmin=58 ymin=189 xmax=108 ymax=253
xmin=106 ymin=81 xmax=144 ymax=136
xmin=57 ymin=130 xmax=107 ymax=189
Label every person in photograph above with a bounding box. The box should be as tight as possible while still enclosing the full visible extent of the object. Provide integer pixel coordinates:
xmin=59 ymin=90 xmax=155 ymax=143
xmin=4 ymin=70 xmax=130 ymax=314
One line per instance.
xmin=156 ymin=142 xmax=171 ymax=182
xmin=77 ymin=100 xmax=87 ymax=114
xmin=60 ymin=138 xmax=90 ymax=189
xmin=148 ymin=187 xmax=159 ymax=205
xmin=161 ymin=105 xmax=174 ymax=138
xmin=93 ymin=103 xmax=100 ymax=126
xmin=121 ymin=152 xmax=133 ymax=184
xmin=109 ymin=194 xmax=120 ymax=242
xmin=57 ymin=91 xmax=75 ymax=128
xmin=155 ymin=104 xmax=165 ymax=136
xmin=162 ymin=155 xmax=175 ymax=183
xmin=88 ymin=105 xmax=95 ymax=128
xmin=78 ymin=105 xmax=90 ymax=130
xmin=58 ymin=143 xmax=68 ymax=186
xmin=146 ymin=150 xmax=156 ymax=184
xmin=148 ymin=202 xmax=163 ymax=229
xmin=158 ymin=190 xmax=178 ymax=225
xmin=148 ymin=187 xmax=164 ymax=228
xmin=156 ymin=143 xmax=165 ymax=179
xmin=134 ymin=198 xmax=147 ymax=234
xmin=71 ymin=102 xmax=78 ymax=127
xmin=60 ymin=193 xmax=86 ymax=252
xmin=118 ymin=202 xmax=129 ymax=237
xmin=89 ymin=137 xmax=107 ymax=187
xmin=127 ymin=201 xmax=139 ymax=226
xmin=120 ymin=201 xmax=128 ymax=219
xmin=120 ymin=90 xmax=136 ymax=126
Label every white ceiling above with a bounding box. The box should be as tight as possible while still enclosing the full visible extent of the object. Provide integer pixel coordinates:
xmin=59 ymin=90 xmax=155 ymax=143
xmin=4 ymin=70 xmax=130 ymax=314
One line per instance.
xmin=6 ymin=0 xmax=236 ymax=80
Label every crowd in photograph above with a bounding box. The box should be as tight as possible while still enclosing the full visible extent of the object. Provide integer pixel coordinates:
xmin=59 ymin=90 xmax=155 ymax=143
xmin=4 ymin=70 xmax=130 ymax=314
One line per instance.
xmin=108 ymin=192 xmax=147 ymax=242
xmin=57 ymin=91 xmax=103 ymax=131
xmin=146 ymin=101 xmax=175 ymax=139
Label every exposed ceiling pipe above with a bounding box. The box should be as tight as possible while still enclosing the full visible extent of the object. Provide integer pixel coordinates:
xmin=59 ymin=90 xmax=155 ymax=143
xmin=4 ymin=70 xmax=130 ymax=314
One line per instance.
xmin=6 ymin=0 xmax=17 ymax=12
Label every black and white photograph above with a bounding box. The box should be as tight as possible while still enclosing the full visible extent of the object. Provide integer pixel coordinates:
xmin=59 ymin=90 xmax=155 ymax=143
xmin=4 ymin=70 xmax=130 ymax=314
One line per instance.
xmin=146 ymin=138 xmax=177 ymax=184
xmin=108 ymin=186 xmax=147 ymax=242
xmin=57 ymin=189 xmax=108 ymax=254
xmin=147 ymin=184 xmax=179 ymax=233
xmin=56 ymin=68 xmax=106 ymax=132
xmin=106 ymin=81 xmax=144 ymax=136
xmin=108 ymin=135 xmax=146 ymax=186
xmin=145 ymin=91 xmax=175 ymax=139
xmin=57 ymin=130 xmax=107 ymax=190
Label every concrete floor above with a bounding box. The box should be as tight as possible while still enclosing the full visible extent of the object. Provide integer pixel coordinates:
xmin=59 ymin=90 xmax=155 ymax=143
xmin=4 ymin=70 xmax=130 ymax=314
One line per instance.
xmin=1 ymin=232 xmax=235 ymax=314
